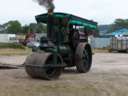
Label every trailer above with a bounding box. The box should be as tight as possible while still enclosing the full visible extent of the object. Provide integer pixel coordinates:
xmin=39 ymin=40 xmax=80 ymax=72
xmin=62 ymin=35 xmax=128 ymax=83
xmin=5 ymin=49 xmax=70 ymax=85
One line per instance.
xmin=110 ymin=36 xmax=128 ymax=52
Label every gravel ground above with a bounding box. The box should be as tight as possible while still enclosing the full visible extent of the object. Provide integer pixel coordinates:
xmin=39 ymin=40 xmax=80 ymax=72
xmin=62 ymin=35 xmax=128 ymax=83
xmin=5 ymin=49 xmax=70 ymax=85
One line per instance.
xmin=0 ymin=55 xmax=27 ymax=65
xmin=0 ymin=53 xmax=128 ymax=96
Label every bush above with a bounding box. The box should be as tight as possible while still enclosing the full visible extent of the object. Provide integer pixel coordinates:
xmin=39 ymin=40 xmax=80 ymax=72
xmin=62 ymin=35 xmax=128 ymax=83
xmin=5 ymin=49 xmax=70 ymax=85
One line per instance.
xmin=0 ymin=43 xmax=26 ymax=49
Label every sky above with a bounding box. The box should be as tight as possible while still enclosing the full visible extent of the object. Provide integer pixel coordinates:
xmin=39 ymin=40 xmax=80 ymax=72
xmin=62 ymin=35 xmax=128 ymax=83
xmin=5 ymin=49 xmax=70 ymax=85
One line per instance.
xmin=0 ymin=0 xmax=128 ymax=25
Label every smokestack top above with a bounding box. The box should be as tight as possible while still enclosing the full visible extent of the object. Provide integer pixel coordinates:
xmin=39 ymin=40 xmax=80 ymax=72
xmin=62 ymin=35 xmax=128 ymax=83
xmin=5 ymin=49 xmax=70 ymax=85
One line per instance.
xmin=48 ymin=8 xmax=54 ymax=15
xmin=33 ymin=0 xmax=55 ymax=12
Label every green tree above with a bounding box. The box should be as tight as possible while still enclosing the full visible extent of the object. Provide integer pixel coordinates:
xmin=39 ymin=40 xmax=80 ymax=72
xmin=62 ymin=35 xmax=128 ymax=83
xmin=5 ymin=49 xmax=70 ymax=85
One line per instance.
xmin=29 ymin=23 xmax=47 ymax=33
xmin=29 ymin=23 xmax=37 ymax=32
xmin=36 ymin=23 xmax=47 ymax=33
xmin=4 ymin=20 xmax=22 ymax=34
xmin=22 ymin=25 xmax=29 ymax=34
xmin=108 ymin=19 xmax=128 ymax=32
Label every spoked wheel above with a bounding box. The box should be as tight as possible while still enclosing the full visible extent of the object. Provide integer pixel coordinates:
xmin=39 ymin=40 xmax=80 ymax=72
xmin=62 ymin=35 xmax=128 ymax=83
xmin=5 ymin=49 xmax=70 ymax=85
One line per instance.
xmin=75 ymin=43 xmax=92 ymax=73
xmin=24 ymin=52 xmax=63 ymax=80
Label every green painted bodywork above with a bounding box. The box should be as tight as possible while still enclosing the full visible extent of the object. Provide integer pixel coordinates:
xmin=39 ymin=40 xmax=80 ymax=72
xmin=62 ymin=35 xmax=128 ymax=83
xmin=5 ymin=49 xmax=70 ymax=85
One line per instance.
xmin=36 ymin=12 xmax=98 ymax=67
xmin=35 ymin=12 xmax=98 ymax=30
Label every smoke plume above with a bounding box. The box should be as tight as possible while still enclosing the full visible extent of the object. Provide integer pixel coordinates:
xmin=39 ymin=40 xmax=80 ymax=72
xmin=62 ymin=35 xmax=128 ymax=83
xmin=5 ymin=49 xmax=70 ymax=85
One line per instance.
xmin=33 ymin=0 xmax=55 ymax=10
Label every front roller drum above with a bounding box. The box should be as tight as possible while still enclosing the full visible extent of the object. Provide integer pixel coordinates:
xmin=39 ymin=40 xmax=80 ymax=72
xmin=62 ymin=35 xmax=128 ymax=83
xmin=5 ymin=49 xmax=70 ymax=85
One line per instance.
xmin=75 ymin=43 xmax=92 ymax=73
xmin=24 ymin=52 xmax=63 ymax=80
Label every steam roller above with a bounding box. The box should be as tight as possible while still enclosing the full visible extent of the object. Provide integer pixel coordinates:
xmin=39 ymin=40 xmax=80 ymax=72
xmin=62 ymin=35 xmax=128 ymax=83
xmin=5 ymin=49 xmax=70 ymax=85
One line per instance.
xmin=24 ymin=12 xmax=98 ymax=80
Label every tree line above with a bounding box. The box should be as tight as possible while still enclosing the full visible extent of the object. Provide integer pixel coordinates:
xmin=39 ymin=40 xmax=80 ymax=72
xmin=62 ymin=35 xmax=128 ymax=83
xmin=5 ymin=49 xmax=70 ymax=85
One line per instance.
xmin=0 ymin=20 xmax=47 ymax=34
xmin=1 ymin=19 xmax=128 ymax=35
xmin=108 ymin=19 xmax=128 ymax=32
xmin=98 ymin=19 xmax=128 ymax=35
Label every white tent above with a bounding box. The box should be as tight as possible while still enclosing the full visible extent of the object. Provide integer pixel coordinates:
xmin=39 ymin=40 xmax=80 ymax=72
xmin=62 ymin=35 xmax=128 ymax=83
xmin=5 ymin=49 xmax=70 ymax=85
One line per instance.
xmin=0 ymin=34 xmax=17 ymax=43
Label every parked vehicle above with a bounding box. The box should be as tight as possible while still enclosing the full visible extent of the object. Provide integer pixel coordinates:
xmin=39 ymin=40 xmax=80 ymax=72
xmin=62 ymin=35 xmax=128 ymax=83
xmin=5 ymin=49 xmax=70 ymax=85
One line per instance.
xmin=110 ymin=36 xmax=128 ymax=52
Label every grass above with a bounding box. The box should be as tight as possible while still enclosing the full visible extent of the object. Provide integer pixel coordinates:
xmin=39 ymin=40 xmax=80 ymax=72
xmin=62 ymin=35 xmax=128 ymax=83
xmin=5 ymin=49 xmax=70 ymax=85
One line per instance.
xmin=93 ymin=48 xmax=110 ymax=53
xmin=0 ymin=48 xmax=32 ymax=55
xmin=0 ymin=43 xmax=25 ymax=49
xmin=0 ymin=42 xmax=32 ymax=55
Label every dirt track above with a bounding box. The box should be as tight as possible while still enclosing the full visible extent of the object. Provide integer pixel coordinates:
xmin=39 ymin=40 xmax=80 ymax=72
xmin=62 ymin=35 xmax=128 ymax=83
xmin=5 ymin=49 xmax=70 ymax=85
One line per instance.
xmin=0 ymin=53 xmax=128 ymax=96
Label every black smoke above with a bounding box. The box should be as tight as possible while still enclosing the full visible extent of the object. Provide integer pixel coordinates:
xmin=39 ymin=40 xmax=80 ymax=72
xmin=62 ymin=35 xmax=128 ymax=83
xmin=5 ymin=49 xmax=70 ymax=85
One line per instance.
xmin=33 ymin=0 xmax=55 ymax=10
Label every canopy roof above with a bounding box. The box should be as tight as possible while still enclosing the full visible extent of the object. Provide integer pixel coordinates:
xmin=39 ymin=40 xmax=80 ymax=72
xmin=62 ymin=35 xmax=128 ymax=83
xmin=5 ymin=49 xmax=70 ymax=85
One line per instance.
xmin=35 ymin=12 xmax=98 ymax=30
xmin=106 ymin=28 xmax=128 ymax=36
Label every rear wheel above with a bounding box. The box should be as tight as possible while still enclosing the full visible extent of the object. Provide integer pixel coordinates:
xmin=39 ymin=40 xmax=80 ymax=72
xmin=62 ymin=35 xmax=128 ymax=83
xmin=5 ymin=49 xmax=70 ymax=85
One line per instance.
xmin=75 ymin=43 xmax=92 ymax=73
xmin=24 ymin=52 xmax=63 ymax=80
